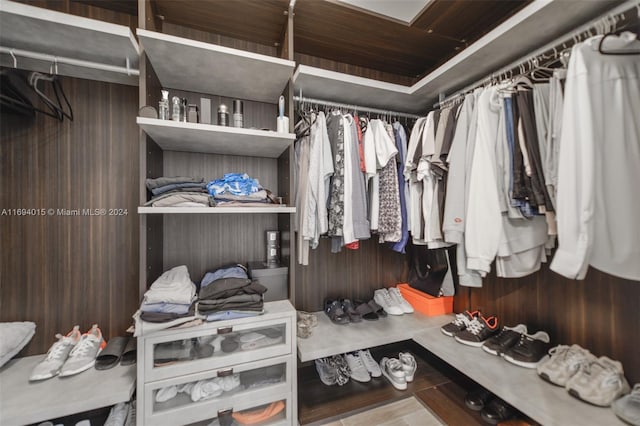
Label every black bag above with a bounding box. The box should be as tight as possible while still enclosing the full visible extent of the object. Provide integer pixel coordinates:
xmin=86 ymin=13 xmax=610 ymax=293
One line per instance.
xmin=407 ymin=243 xmax=450 ymax=297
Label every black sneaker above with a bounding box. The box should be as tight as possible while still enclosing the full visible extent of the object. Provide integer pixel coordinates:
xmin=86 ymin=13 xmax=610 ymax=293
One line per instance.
xmin=481 ymin=398 xmax=516 ymax=424
xmin=503 ymin=331 xmax=551 ymax=368
xmin=440 ymin=310 xmax=479 ymax=337
xmin=481 ymin=324 xmax=528 ymax=356
xmin=454 ymin=315 xmax=500 ymax=347
xmin=465 ymin=388 xmax=492 ymax=411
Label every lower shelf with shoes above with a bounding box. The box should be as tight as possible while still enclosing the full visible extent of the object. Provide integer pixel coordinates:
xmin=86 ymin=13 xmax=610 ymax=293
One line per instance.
xmin=0 ymin=354 xmax=136 ymax=425
xmin=412 ymin=324 xmax=627 ymax=426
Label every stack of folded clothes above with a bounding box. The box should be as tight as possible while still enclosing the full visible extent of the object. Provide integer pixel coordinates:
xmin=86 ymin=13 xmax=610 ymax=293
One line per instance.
xmin=198 ymin=264 xmax=267 ymax=320
xmin=206 ymin=173 xmax=279 ymax=207
xmin=134 ymin=265 xmax=200 ymax=336
xmin=145 ymin=176 xmax=211 ymax=207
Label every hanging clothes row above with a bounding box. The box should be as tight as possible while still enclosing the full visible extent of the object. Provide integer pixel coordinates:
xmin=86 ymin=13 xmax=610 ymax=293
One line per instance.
xmin=294 ymin=106 xmax=413 ymax=266
xmin=416 ymin=31 xmax=640 ymax=287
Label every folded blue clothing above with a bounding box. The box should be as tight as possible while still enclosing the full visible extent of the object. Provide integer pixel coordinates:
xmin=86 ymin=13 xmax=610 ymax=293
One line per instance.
xmin=206 ymin=173 xmax=261 ymax=197
xmin=201 ymin=264 xmax=248 ymax=288
xmin=205 ymin=310 xmax=263 ymax=322
xmin=140 ymin=301 xmax=192 ymax=314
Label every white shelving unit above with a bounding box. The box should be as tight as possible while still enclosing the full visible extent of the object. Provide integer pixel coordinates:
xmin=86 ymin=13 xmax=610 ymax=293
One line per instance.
xmin=137 ymin=117 xmax=294 ymax=158
xmin=292 ymin=65 xmax=418 ymax=113
xmin=138 ymin=206 xmax=296 ymax=214
xmin=0 ymin=0 xmax=139 ymax=86
xmin=413 ymin=327 xmax=626 ymax=426
xmin=137 ymin=29 xmax=295 ymax=102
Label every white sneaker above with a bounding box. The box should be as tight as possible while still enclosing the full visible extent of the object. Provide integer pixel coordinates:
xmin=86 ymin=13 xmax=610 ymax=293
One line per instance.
xmin=380 ymin=357 xmax=407 ymax=390
xmin=398 ymin=352 xmax=417 ymax=382
xmin=345 ymin=353 xmax=371 ymax=383
xmin=59 ymin=324 xmax=106 ymax=377
xmin=357 ymin=349 xmax=382 ymax=378
xmin=30 ymin=325 xmax=81 ymax=381
xmin=373 ymin=289 xmax=404 ymax=316
xmin=388 ymin=287 xmax=414 ymax=314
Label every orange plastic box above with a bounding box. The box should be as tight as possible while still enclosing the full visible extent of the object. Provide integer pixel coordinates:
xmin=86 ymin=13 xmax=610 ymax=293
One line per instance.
xmin=397 ymin=283 xmax=453 ymax=316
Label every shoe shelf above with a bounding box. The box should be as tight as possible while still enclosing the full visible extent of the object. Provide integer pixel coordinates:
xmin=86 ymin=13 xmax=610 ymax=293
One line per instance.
xmin=296 ymin=312 xmax=451 ymax=362
xmin=0 ymin=355 xmax=136 ymax=426
xmin=137 ymin=118 xmax=295 ymax=158
xmin=412 ymin=327 xmax=626 ymax=426
xmin=0 ymin=0 xmax=139 ymax=86
xmin=137 ymin=29 xmax=295 ymax=103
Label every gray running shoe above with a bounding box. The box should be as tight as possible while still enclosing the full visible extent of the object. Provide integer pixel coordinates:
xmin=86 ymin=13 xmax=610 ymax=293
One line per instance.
xmin=613 ymin=383 xmax=640 ymax=426
xmin=30 ymin=325 xmax=81 ymax=381
xmin=345 ymin=352 xmax=371 ymax=383
xmin=380 ymin=357 xmax=407 ymax=390
xmin=315 ymin=357 xmax=338 ymax=386
xmin=537 ymin=344 xmax=595 ymax=386
xmin=59 ymin=324 xmax=106 ymax=377
xmin=566 ymin=356 xmax=631 ymax=406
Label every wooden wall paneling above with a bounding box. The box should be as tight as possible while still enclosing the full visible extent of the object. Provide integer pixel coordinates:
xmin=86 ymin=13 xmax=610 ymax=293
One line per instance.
xmin=279 ymin=3 xmax=294 ymax=60
xmin=294 ymin=238 xmax=408 ymax=312
xmin=453 ymin=265 xmax=640 ymax=385
xmin=161 ymin=23 xmax=278 ymax=57
xmin=0 ymin=75 xmax=139 ymax=355
xmin=17 ymin=0 xmax=136 ymax=27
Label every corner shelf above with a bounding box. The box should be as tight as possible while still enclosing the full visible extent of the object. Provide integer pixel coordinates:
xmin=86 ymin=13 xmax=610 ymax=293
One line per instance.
xmin=296 ymin=312 xmax=451 ymax=362
xmin=412 ymin=327 xmax=626 ymax=426
xmin=292 ymin=65 xmax=419 ymax=114
xmin=0 ymin=0 xmax=139 ymax=86
xmin=138 ymin=206 xmax=296 ymax=214
xmin=137 ymin=29 xmax=295 ymax=102
xmin=137 ymin=117 xmax=294 ymax=158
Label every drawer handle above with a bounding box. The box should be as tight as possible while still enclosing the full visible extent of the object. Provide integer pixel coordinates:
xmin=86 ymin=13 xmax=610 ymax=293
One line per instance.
xmin=217 ymin=368 xmax=234 ymax=377
xmin=217 ymin=326 xmax=233 ymax=334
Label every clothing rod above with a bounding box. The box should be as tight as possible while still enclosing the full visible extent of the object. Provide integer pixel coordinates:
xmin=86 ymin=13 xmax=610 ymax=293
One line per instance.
xmin=436 ymin=0 xmax=640 ymax=107
xmin=293 ymin=95 xmax=421 ymax=119
xmin=0 ymin=46 xmax=139 ymax=77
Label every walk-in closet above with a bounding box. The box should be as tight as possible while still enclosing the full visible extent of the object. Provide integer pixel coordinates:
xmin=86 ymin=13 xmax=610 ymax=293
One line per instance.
xmin=1 ymin=1 xmax=639 ymax=425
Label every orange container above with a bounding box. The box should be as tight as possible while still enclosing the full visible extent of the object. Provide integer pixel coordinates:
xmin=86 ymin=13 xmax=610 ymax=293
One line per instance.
xmin=397 ymin=283 xmax=453 ymax=316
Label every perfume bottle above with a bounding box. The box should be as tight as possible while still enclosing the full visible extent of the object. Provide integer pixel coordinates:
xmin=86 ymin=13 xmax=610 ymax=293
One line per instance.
xmin=171 ymin=96 xmax=181 ymax=121
xmin=159 ymin=90 xmax=169 ymax=120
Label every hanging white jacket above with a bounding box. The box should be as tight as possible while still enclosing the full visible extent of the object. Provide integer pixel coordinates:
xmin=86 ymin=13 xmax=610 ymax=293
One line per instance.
xmin=551 ymin=33 xmax=640 ymax=280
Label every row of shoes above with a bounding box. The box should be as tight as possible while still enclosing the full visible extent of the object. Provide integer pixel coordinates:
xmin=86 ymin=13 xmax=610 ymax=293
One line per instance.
xmin=30 ymin=324 xmax=106 ymax=381
xmin=314 ymin=349 xmax=417 ymax=391
xmin=465 ymin=388 xmax=518 ymax=425
xmin=537 ymin=344 xmax=636 ymax=418
xmin=441 ymin=311 xmax=551 ymax=368
xmin=323 ymin=287 xmax=414 ymax=325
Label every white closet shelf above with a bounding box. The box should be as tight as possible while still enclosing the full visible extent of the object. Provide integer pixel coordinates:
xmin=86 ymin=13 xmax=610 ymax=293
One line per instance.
xmin=297 ymin=311 xmax=451 ymax=362
xmin=413 ymin=328 xmax=626 ymax=426
xmin=0 ymin=354 xmax=136 ymax=426
xmin=137 ymin=117 xmax=294 ymax=158
xmin=138 ymin=206 xmax=296 ymax=214
xmin=292 ymin=65 xmax=419 ymax=114
xmin=137 ymin=29 xmax=295 ymax=103
xmin=0 ymin=0 xmax=139 ymax=86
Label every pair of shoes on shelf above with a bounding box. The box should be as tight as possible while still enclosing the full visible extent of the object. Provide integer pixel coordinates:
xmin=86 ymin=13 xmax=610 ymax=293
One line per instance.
xmin=297 ymin=311 xmax=318 ymax=338
xmin=441 ymin=311 xmax=501 ymax=346
xmin=379 ymin=352 xmax=416 ymax=391
xmin=344 ymin=349 xmax=382 ymax=382
xmin=613 ymin=384 xmax=640 ymax=425
xmin=324 ymin=299 xmax=364 ymax=325
xmin=315 ymin=354 xmax=351 ymax=386
xmin=354 ymin=299 xmax=387 ymax=320
xmin=30 ymin=324 xmax=106 ymax=381
xmin=95 ymin=335 xmax=137 ymax=370
xmin=537 ymin=344 xmax=631 ymax=406
xmin=465 ymin=388 xmax=517 ymax=424
xmin=482 ymin=324 xmax=552 ymax=369
xmin=373 ymin=287 xmax=414 ymax=316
